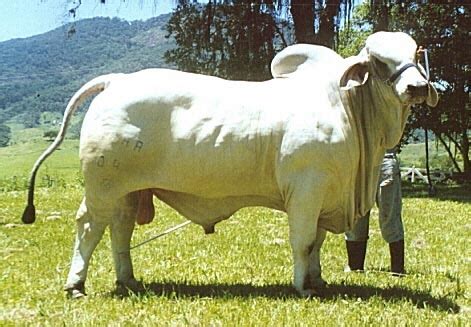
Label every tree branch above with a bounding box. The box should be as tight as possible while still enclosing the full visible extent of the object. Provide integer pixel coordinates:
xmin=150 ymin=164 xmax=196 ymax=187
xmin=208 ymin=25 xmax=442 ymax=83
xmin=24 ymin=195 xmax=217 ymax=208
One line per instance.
xmin=436 ymin=134 xmax=462 ymax=173
xmin=443 ymin=131 xmax=463 ymax=153
xmin=274 ymin=23 xmax=288 ymax=48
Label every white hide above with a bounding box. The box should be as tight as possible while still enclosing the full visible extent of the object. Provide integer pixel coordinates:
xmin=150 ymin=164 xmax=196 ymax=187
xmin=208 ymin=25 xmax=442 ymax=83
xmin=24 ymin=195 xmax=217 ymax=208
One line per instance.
xmin=80 ymin=67 xmax=356 ymax=234
xmin=24 ymin=32 xmax=437 ymax=297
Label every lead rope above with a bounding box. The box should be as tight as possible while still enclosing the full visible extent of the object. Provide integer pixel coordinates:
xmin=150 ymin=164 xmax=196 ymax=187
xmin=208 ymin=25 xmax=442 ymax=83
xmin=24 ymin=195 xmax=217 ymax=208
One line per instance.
xmin=123 ymin=220 xmax=192 ymax=253
xmin=417 ymin=46 xmax=436 ymax=196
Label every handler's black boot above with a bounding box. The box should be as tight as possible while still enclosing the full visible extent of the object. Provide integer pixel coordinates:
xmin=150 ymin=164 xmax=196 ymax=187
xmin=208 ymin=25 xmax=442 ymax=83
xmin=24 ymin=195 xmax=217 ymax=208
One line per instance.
xmin=345 ymin=240 xmax=367 ymax=272
xmin=389 ymin=239 xmax=405 ymax=276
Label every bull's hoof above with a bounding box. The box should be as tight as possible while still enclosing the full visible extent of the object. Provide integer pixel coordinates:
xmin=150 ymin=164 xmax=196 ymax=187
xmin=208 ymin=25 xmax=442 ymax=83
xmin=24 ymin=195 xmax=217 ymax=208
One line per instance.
xmin=311 ymin=277 xmax=327 ymax=288
xmin=65 ymin=282 xmax=86 ymax=299
xmin=304 ymin=275 xmax=327 ymax=290
xmin=298 ymin=276 xmax=327 ymax=297
xmin=115 ymin=278 xmax=144 ymax=295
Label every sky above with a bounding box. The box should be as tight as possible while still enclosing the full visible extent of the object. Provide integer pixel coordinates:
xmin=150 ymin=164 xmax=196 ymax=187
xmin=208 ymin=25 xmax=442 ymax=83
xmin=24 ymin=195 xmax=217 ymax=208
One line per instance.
xmin=0 ymin=0 xmax=174 ymax=42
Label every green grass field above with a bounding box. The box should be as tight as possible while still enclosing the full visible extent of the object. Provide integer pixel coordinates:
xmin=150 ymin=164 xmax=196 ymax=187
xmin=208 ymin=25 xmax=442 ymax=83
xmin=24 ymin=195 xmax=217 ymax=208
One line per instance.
xmin=0 ymin=128 xmax=82 ymax=191
xmin=0 ymin=131 xmax=470 ymax=325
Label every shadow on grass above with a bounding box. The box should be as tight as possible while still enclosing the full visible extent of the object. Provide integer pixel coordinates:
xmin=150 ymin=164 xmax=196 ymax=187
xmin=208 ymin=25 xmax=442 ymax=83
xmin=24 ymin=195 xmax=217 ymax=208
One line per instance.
xmin=112 ymin=280 xmax=460 ymax=313
xmin=323 ymin=282 xmax=460 ymax=313
xmin=402 ymin=183 xmax=471 ymax=203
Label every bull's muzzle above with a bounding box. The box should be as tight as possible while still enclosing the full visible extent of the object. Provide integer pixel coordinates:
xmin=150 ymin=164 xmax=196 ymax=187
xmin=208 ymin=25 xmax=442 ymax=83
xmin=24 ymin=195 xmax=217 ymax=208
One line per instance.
xmin=407 ymin=82 xmax=429 ymax=98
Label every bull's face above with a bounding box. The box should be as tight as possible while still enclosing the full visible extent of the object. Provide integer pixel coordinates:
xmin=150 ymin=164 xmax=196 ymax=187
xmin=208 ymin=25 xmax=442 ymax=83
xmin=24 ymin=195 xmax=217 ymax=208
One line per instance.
xmin=367 ymin=32 xmax=438 ymax=107
xmin=340 ymin=32 xmax=439 ymax=108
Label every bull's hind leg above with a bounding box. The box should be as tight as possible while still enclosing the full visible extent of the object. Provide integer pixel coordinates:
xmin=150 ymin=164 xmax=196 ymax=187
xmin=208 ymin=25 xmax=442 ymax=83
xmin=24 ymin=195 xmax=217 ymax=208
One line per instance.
xmin=65 ymin=198 xmax=107 ymax=298
xmin=307 ymin=228 xmax=327 ymax=288
xmin=110 ymin=193 xmax=140 ymax=292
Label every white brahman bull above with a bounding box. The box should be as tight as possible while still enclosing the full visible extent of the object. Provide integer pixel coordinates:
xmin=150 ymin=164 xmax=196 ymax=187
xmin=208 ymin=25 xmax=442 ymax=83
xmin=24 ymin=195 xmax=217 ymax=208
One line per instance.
xmin=22 ymin=32 xmax=438 ymax=298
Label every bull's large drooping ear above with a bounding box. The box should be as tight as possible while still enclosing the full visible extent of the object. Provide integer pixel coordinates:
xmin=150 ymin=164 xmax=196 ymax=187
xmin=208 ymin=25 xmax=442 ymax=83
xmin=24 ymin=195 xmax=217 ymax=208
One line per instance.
xmin=426 ymin=82 xmax=439 ymax=107
xmin=339 ymin=61 xmax=369 ymax=90
xmin=339 ymin=49 xmax=369 ymax=89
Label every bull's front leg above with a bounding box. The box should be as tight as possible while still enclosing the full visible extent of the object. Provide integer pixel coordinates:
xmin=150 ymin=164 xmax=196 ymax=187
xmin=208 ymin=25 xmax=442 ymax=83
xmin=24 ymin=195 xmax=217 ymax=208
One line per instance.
xmin=284 ymin=174 xmax=327 ymax=297
xmin=287 ymin=202 xmax=323 ymax=296
xmin=65 ymin=199 xmax=107 ymax=298
xmin=288 ymin=217 xmax=320 ymax=297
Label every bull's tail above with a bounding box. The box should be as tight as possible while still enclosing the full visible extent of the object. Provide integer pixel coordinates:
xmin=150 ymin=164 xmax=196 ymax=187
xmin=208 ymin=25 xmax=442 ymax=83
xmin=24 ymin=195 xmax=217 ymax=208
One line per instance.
xmin=21 ymin=74 xmax=120 ymax=224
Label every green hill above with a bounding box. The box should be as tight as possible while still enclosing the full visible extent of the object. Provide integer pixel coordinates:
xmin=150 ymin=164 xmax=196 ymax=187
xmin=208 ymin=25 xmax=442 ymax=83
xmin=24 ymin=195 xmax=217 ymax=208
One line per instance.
xmin=0 ymin=14 xmax=174 ymax=130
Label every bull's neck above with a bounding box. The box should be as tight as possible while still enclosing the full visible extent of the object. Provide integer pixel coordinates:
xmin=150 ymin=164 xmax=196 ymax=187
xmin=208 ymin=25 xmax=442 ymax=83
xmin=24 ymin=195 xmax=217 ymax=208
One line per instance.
xmin=340 ymin=81 xmax=400 ymax=217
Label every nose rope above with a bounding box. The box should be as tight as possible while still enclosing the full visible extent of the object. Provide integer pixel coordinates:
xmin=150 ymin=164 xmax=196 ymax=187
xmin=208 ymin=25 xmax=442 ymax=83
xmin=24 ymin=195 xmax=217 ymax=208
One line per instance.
xmin=387 ymin=63 xmax=424 ymax=85
xmin=386 ymin=46 xmax=431 ymax=86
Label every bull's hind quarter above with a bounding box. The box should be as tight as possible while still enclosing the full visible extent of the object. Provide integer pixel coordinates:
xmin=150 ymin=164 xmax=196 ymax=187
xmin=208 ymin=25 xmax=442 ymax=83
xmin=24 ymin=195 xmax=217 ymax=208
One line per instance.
xmin=22 ymin=32 xmax=437 ymax=298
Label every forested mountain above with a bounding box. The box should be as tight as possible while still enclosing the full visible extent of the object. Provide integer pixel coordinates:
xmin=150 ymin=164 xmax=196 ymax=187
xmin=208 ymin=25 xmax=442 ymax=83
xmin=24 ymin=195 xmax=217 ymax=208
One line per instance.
xmin=0 ymin=14 xmax=174 ymax=130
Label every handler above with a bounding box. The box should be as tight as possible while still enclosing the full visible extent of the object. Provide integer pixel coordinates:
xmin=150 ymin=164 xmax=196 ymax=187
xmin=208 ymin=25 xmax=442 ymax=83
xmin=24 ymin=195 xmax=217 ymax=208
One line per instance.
xmin=345 ymin=148 xmax=405 ymax=275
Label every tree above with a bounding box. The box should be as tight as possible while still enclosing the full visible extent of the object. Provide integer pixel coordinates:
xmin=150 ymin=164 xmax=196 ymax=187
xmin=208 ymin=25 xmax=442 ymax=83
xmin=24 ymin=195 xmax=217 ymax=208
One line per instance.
xmin=0 ymin=124 xmax=11 ymax=147
xmin=70 ymin=0 xmax=354 ymax=49
xmin=22 ymin=111 xmax=41 ymax=129
xmin=291 ymin=0 xmax=352 ymax=48
xmin=63 ymin=0 xmax=359 ymax=88
xmin=165 ymin=1 xmax=279 ymax=81
xmin=387 ymin=3 xmax=470 ymax=178
xmin=164 ymin=0 xmax=358 ymax=81
xmin=43 ymin=130 xmax=58 ymax=142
